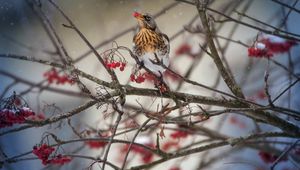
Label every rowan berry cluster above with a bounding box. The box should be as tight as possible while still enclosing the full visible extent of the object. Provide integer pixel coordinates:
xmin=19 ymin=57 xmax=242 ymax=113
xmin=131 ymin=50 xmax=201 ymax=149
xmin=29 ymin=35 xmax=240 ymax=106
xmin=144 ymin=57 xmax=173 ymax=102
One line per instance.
xmin=0 ymin=94 xmax=35 ymax=128
xmin=175 ymin=43 xmax=192 ymax=56
xmin=170 ymin=130 xmax=190 ymax=139
xmin=33 ymin=144 xmax=71 ymax=165
xmin=261 ymin=35 xmax=297 ymax=53
xmin=0 ymin=107 xmax=35 ymax=128
xmin=248 ymin=43 xmax=273 ymax=58
xmin=85 ymin=140 xmax=107 ymax=149
xmin=130 ymin=73 xmax=146 ymax=83
xmin=43 ymin=68 xmax=75 ymax=85
xmin=162 ymin=129 xmax=190 ymax=151
xmin=248 ymin=35 xmax=297 ymax=58
xmin=104 ymin=59 xmax=126 ymax=71
xmin=122 ymin=143 xmax=154 ymax=163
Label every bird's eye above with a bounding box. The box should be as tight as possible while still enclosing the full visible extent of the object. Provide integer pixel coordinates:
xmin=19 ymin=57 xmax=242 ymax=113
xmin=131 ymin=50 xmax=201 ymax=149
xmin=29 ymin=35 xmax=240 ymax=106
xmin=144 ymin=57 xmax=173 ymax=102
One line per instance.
xmin=144 ymin=15 xmax=151 ymax=21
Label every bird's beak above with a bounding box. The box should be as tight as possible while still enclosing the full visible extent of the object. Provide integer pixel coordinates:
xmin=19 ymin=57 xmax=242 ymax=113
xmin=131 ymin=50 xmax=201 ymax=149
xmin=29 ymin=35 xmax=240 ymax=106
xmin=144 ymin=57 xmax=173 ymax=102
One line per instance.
xmin=132 ymin=12 xmax=143 ymax=20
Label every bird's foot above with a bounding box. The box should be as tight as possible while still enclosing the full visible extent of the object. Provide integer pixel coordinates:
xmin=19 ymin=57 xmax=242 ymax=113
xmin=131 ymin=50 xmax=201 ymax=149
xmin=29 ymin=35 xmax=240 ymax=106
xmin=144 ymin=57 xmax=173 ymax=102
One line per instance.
xmin=138 ymin=60 xmax=144 ymax=69
xmin=154 ymin=72 xmax=168 ymax=93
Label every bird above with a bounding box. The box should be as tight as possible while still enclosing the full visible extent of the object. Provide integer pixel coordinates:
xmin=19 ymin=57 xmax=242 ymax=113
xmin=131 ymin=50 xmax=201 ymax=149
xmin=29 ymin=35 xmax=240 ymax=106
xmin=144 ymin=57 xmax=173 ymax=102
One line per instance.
xmin=132 ymin=12 xmax=170 ymax=76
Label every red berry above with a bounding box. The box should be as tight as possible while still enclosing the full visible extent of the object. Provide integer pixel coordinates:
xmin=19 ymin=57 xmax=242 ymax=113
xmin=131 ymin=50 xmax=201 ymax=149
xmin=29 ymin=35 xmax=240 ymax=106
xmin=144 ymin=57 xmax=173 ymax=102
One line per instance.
xmin=111 ymin=62 xmax=117 ymax=68
xmin=135 ymin=75 xmax=145 ymax=83
xmin=115 ymin=62 xmax=120 ymax=67
xmin=121 ymin=62 xmax=126 ymax=67
xmin=130 ymin=74 xmax=136 ymax=82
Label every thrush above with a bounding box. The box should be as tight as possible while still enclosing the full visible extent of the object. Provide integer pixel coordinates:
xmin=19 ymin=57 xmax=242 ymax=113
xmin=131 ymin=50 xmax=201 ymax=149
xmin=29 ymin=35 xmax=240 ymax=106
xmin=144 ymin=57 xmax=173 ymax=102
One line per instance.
xmin=132 ymin=12 xmax=170 ymax=76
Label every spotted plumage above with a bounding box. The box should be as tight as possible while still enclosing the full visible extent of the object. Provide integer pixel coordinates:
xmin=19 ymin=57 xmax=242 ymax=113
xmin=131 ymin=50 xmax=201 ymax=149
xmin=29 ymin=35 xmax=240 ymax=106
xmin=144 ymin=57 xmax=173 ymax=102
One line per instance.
xmin=132 ymin=12 xmax=170 ymax=75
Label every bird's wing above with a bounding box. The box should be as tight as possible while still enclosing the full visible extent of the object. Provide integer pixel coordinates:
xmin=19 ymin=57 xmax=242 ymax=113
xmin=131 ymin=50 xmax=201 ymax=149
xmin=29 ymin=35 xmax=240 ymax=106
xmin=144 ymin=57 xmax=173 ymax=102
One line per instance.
xmin=155 ymin=33 xmax=170 ymax=68
xmin=161 ymin=33 xmax=170 ymax=55
xmin=156 ymin=33 xmax=170 ymax=58
xmin=161 ymin=33 xmax=170 ymax=43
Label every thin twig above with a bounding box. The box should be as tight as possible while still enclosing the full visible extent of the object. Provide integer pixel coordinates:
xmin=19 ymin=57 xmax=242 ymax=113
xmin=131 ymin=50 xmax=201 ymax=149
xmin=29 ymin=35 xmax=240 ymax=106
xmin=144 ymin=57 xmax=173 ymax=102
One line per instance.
xmin=270 ymin=140 xmax=300 ymax=170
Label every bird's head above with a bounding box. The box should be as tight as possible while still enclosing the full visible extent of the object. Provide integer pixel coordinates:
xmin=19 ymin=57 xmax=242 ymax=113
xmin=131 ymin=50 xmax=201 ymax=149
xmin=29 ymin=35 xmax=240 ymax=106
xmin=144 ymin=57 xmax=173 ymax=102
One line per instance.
xmin=133 ymin=12 xmax=157 ymax=30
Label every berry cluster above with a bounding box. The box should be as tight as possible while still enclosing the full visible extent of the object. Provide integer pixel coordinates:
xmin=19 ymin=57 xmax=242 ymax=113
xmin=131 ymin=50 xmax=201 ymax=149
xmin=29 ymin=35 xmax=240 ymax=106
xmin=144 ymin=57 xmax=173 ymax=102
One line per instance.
xmin=170 ymin=130 xmax=190 ymax=139
xmin=85 ymin=140 xmax=107 ymax=149
xmin=33 ymin=144 xmax=55 ymax=165
xmin=248 ymin=43 xmax=273 ymax=58
xmin=0 ymin=107 xmax=35 ymax=128
xmin=33 ymin=144 xmax=71 ymax=165
xmin=104 ymin=59 xmax=126 ymax=71
xmin=175 ymin=43 xmax=192 ymax=56
xmin=162 ymin=128 xmax=191 ymax=152
xmin=261 ymin=35 xmax=297 ymax=53
xmin=162 ymin=141 xmax=180 ymax=151
xmin=248 ymin=35 xmax=297 ymax=58
xmin=122 ymin=143 xmax=154 ymax=163
xmin=143 ymin=72 xmax=156 ymax=82
xmin=0 ymin=94 xmax=35 ymax=128
xmin=43 ymin=68 xmax=75 ymax=85
xmin=49 ymin=154 xmax=72 ymax=165
xmin=84 ymin=131 xmax=109 ymax=149
xmin=136 ymin=72 xmax=168 ymax=92
xmin=130 ymin=73 xmax=146 ymax=83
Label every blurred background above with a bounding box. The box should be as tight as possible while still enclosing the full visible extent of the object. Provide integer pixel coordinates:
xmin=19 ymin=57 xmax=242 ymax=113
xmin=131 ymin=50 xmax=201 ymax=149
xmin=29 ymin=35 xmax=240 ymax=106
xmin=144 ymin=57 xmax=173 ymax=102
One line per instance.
xmin=0 ymin=0 xmax=299 ymax=170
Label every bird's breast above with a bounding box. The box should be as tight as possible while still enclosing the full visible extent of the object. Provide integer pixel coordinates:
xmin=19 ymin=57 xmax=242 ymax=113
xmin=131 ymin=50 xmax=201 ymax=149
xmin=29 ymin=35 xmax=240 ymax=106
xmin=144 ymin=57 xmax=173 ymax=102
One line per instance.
xmin=134 ymin=28 xmax=163 ymax=53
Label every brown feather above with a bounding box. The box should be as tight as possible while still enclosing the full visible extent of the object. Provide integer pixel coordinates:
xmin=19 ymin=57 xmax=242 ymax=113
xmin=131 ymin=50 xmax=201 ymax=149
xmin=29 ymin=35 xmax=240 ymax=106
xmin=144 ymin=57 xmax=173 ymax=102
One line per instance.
xmin=134 ymin=28 xmax=164 ymax=55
